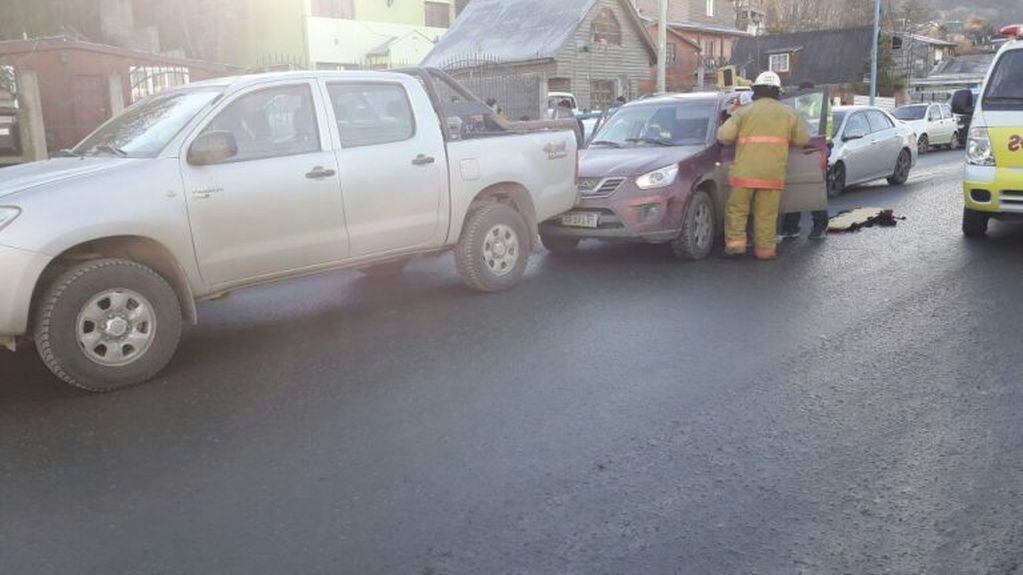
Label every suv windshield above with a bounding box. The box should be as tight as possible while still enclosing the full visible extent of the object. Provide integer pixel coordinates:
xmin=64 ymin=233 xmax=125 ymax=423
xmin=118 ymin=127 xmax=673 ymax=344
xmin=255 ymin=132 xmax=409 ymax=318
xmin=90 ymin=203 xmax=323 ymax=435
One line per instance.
xmin=983 ymin=49 xmax=1023 ymax=111
xmin=73 ymin=87 xmax=223 ymax=158
xmin=892 ymin=106 xmax=927 ymax=121
xmin=590 ymin=101 xmax=715 ymax=147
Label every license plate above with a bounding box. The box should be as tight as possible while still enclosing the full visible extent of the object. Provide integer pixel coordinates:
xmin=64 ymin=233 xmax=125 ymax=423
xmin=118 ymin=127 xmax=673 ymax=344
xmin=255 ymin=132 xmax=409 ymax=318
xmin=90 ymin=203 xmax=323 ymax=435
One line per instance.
xmin=561 ymin=212 xmax=599 ymax=228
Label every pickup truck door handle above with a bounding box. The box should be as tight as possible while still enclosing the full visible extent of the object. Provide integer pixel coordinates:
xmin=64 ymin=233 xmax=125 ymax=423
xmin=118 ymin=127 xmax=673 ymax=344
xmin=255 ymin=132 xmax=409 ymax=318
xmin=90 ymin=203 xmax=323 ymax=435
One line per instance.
xmin=412 ymin=154 xmax=436 ymax=166
xmin=305 ymin=166 xmax=336 ymax=180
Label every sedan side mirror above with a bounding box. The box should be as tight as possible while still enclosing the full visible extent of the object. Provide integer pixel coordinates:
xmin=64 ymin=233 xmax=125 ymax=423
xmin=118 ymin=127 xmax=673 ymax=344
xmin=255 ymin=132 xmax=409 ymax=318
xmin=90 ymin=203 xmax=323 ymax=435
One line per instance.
xmin=951 ymin=89 xmax=974 ymax=116
xmin=187 ymin=131 xmax=238 ymax=165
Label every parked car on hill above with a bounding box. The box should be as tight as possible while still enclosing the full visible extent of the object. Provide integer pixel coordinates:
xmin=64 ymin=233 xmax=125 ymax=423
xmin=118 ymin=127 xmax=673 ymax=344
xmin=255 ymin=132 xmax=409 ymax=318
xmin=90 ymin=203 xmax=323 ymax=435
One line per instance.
xmin=828 ymin=105 xmax=918 ymax=196
xmin=0 ymin=68 xmax=579 ymax=391
xmin=892 ymin=102 xmax=961 ymax=153
xmin=538 ymin=90 xmax=830 ymax=259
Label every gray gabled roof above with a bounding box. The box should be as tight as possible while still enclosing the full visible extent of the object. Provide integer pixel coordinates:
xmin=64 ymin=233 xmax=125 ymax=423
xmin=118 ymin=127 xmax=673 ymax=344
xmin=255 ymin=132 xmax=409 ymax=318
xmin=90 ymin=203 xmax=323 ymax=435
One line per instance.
xmin=731 ymin=27 xmax=875 ymax=86
xmin=423 ymin=0 xmax=654 ymax=67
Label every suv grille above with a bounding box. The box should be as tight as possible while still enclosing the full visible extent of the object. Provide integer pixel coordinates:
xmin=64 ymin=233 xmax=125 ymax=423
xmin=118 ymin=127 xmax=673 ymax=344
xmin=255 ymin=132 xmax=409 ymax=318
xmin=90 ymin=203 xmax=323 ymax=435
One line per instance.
xmin=578 ymin=177 xmax=625 ymax=198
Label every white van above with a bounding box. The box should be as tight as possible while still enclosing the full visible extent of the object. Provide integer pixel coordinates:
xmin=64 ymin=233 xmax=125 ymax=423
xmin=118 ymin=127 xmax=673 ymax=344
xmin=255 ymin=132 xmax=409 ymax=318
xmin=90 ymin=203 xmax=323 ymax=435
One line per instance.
xmin=956 ymin=25 xmax=1023 ymax=236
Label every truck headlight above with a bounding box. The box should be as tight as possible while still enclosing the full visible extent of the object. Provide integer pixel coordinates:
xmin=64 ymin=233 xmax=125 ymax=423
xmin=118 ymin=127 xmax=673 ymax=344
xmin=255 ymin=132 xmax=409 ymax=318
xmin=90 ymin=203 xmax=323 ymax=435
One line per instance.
xmin=966 ymin=127 xmax=995 ymax=167
xmin=635 ymin=165 xmax=679 ymax=190
xmin=0 ymin=207 xmax=20 ymax=232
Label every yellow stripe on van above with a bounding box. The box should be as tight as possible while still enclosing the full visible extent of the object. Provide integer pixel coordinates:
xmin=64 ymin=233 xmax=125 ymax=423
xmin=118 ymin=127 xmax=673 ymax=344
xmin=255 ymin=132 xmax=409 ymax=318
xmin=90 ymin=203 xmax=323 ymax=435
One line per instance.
xmin=990 ymin=127 xmax=1023 ymax=169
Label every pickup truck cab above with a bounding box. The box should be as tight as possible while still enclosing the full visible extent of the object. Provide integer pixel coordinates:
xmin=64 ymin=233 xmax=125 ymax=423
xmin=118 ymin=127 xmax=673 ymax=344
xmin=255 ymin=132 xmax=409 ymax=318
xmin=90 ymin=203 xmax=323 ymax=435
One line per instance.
xmin=955 ymin=26 xmax=1023 ymax=237
xmin=539 ymin=90 xmax=829 ymax=259
xmin=0 ymin=69 xmax=578 ymax=391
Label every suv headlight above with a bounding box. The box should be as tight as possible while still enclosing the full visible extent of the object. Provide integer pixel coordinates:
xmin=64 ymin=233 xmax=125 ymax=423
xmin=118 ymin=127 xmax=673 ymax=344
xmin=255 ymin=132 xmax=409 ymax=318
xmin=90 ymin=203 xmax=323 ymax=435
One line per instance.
xmin=635 ymin=165 xmax=679 ymax=190
xmin=966 ymin=127 xmax=995 ymax=167
xmin=0 ymin=207 xmax=20 ymax=232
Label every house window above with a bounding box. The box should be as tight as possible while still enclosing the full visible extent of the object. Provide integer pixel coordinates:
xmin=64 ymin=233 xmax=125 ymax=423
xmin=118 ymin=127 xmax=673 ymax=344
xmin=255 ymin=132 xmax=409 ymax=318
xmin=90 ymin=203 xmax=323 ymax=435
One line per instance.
xmin=591 ymin=8 xmax=622 ymax=46
xmin=129 ymin=66 xmax=190 ymax=102
xmin=311 ymin=0 xmax=354 ymax=19
xmin=892 ymin=36 xmax=903 ymax=50
xmin=425 ymin=2 xmax=451 ymax=28
xmin=666 ymin=42 xmax=678 ymax=64
xmin=590 ymin=80 xmax=615 ymax=111
xmin=769 ymin=53 xmax=790 ymax=73
xmin=706 ymin=0 xmax=714 ymax=17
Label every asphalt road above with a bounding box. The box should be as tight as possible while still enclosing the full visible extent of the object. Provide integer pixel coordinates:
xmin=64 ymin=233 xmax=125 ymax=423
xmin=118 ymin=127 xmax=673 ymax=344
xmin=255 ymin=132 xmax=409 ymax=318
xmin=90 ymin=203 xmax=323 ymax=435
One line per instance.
xmin=3 ymin=149 xmax=1022 ymax=574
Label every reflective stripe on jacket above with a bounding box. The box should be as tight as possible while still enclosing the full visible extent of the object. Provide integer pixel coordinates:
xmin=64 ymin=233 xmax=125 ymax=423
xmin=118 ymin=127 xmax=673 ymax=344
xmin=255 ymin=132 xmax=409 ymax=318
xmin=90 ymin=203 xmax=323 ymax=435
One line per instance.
xmin=717 ymin=98 xmax=810 ymax=190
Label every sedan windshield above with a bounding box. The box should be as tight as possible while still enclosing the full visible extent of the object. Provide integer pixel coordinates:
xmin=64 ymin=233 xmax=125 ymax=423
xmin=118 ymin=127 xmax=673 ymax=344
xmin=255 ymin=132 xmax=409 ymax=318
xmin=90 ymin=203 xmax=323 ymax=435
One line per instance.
xmin=892 ymin=106 xmax=927 ymax=121
xmin=591 ymin=102 xmax=715 ymax=148
xmin=73 ymin=87 xmax=223 ymax=158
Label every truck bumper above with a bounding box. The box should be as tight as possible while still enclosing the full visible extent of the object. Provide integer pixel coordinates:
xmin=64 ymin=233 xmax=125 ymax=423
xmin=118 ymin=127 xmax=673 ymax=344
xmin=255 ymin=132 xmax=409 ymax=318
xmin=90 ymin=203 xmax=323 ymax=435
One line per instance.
xmin=0 ymin=243 xmax=51 ymax=343
xmin=963 ymin=165 xmax=1023 ymax=215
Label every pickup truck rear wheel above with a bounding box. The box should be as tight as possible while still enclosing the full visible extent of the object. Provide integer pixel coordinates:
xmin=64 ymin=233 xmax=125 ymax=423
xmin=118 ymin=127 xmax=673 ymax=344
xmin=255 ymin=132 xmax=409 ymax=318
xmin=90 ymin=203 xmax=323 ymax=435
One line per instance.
xmin=670 ymin=190 xmax=715 ymax=261
xmin=33 ymin=258 xmax=183 ymax=392
xmin=456 ymin=203 xmax=529 ymax=292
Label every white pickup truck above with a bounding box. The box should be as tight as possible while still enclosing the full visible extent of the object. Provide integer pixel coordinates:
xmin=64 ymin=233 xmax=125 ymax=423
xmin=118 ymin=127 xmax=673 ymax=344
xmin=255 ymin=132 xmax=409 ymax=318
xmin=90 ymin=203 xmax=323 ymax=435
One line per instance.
xmin=0 ymin=69 xmax=578 ymax=391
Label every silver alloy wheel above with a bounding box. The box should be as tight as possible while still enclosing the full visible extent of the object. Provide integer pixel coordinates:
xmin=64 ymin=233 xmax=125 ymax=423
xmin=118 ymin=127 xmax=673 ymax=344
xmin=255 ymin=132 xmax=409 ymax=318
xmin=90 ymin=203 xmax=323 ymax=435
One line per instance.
xmin=76 ymin=288 xmax=157 ymax=367
xmin=693 ymin=202 xmax=712 ymax=249
xmin=482 ymin=223 xmax=520 ymax=277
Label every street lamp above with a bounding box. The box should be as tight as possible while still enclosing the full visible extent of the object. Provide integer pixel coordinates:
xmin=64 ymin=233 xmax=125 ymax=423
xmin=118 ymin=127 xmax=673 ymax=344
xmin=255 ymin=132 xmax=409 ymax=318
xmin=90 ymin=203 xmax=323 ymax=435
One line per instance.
xmin=869 ymin=0 xmax=881 ymax=105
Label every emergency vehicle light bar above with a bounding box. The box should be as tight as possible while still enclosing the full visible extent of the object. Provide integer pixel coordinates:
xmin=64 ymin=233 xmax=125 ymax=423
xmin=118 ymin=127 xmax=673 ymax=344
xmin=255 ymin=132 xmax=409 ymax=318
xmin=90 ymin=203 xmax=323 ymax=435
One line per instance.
xmin=1000 ymin=25 xmax=1023 ymax=39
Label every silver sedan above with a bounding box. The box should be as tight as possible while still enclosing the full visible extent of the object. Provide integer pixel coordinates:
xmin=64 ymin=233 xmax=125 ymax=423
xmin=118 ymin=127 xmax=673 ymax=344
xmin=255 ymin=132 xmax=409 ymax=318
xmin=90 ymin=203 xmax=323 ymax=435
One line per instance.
xmin=828 ymin=105 xmax=918 ymax=196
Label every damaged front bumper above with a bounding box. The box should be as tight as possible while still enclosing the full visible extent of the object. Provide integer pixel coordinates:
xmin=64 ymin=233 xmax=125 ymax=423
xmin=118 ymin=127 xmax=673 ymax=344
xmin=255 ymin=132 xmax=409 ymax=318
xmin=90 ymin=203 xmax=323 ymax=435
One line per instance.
xmin=540 ymin=182 xmax=686 ymax=243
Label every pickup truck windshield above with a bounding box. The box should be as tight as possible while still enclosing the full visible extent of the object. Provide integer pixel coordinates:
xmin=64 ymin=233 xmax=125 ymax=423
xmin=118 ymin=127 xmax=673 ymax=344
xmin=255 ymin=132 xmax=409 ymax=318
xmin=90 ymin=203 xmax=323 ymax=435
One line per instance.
xmin=983 ymin=50 xmax=1023 ymax=111
xmin=892 ymin=106 xmax=927 ymax=121
xmin=73 ymin=88 xmax=223 ymax=158
xmin=591 ymin=102 xmax=715 ymax=148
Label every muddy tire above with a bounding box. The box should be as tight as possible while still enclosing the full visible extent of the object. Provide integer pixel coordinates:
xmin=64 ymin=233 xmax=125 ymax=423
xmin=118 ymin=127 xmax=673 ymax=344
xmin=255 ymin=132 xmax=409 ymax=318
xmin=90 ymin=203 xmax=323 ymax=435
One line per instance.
xmin=455 ymin=203 xmax=530 ymax=292
xmin=670 ymin=190 xmax=716 ymax=261
xmin=33 ymin=259 xmax=182 ymax=392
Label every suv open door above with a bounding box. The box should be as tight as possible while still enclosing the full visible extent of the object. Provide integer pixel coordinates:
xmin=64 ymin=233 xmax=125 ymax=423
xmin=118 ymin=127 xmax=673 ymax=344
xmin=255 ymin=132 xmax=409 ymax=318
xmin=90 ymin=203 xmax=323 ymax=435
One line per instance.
xmin=780 ymin=88 xmax=829 ymax=213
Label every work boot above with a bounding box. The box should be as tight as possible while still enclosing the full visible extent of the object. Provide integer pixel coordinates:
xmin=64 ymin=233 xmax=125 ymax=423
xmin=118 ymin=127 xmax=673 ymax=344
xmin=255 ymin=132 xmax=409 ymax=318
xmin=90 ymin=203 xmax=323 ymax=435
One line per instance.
xmin=809 ymin=225 xmax=828 ymax=240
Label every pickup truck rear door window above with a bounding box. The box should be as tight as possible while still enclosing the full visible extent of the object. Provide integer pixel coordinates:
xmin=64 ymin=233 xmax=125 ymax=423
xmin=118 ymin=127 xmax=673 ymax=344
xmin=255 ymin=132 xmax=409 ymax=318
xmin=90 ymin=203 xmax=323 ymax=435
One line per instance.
xmin=201 ymin=85 xmax=320 ymax=162
xmin=327 ymin=83 xmax=416 ymax=148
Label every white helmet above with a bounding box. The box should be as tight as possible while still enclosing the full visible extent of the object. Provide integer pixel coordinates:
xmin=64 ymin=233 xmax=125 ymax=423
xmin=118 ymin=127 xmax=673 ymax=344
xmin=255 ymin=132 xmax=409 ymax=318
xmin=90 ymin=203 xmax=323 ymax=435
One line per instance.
xmin=754 ymin=71 xmax=782 ymax=88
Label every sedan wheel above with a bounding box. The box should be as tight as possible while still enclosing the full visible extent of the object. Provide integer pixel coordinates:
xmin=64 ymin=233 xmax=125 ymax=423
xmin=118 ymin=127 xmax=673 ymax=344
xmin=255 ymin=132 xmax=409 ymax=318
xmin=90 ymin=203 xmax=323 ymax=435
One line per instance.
xmin=887 ymin=150 xmax=911 ymax=186
xmin=917 ymin=134 xmax=929 ymax=155
xmin=828 ymin=163 xmax=846 ymax=197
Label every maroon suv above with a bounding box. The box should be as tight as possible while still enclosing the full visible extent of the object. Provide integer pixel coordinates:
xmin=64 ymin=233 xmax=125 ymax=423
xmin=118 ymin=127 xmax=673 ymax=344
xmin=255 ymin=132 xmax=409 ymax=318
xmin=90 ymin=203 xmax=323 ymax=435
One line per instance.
xmin=539 ymin=91 xmax=829 ymax=259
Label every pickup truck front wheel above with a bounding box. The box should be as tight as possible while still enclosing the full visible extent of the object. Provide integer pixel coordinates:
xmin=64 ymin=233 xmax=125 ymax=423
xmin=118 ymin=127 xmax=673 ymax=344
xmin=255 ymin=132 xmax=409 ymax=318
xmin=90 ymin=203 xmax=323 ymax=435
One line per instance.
xmin=456 ymin=203 xmax=529 ymax=292
xmin=33 ymin=259 xmax=183 ymax=392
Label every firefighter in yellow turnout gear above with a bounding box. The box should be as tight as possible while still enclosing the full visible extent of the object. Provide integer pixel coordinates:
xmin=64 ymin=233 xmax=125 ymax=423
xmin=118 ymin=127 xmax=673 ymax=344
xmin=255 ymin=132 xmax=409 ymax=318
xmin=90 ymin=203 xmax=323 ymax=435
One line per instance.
xmin=717 ymin=72 xmax=810 ymax=259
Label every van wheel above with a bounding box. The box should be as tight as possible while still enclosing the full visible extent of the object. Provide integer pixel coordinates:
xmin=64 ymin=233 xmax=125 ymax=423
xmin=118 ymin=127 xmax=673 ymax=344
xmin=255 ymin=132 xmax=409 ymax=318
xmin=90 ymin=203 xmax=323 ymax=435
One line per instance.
xmin=962 ymin=208 xmax=989 ymax=238
xmin=887 ymin=149 xmax=911 ymax=186
xmin=540 ymin=234 xmax=579 ymax=256
xmin=456 ymin=203 xmax=530 ymax=292
xmin=670 ymin=190 xmax=715 ymax=260
xmin=33 ymin=259 xmax=183 ymax=392
xmin=357 ymin=259 xmax=410 ymax=277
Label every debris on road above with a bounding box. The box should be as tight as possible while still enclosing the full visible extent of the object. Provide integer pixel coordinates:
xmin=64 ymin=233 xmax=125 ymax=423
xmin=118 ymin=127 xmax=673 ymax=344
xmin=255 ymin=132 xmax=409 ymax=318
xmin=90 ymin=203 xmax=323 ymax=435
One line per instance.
xmin=827 ymin=208 xmax=904 ymax=233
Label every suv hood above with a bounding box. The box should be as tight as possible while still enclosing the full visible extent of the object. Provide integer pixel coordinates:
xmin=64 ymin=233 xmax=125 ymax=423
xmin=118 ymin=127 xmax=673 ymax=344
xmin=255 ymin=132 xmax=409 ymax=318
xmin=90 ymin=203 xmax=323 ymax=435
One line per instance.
xmin=0 ymin=157 xmax=133 ymax=200
xmin=580 ymin=145 xmax=705 ymax=178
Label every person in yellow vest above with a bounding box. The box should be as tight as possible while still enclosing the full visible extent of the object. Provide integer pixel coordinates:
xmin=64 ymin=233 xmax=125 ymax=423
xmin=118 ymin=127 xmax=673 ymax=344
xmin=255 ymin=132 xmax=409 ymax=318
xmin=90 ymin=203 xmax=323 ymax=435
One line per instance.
xmin=717 ymin=72 xmax=810 ymax=260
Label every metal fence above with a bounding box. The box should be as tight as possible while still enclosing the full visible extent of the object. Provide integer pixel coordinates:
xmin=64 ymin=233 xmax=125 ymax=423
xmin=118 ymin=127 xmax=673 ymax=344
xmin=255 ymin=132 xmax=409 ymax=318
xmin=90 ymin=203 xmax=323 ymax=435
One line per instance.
xmin=433 ymin=54 xmax=544 ymax=121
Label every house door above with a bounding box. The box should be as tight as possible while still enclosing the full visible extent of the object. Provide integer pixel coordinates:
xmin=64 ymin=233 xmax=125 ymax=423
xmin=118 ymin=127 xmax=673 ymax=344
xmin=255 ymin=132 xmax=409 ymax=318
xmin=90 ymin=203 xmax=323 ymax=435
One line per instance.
xmin=71 ymin=75 xmax=109 ymax=146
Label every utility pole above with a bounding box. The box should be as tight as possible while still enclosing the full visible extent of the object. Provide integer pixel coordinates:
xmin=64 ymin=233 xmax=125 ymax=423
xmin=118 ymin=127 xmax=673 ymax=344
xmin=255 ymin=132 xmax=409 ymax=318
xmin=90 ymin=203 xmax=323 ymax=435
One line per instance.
xmin=657 ymin=0 xmax=667 ymax=93
xmin=869 ymin=0 xmax=881 ymax=105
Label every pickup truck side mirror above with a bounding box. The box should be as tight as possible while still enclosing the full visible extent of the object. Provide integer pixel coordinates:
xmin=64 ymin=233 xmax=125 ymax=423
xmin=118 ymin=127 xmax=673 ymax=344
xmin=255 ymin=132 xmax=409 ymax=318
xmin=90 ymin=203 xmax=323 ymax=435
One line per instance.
xmin=188 ymin=131 xmax=239 ymax=165
xmin=951 ymin=89 xmax=974 ymax=116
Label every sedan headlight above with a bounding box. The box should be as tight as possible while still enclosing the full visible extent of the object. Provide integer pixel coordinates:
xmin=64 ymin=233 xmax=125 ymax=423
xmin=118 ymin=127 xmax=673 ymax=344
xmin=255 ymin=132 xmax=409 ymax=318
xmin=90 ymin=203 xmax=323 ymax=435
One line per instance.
xmin=966 ymin=127 xmax=996 ymax=167
xmin=635 ymin=165 xmax=679 ymax=190
xmin=0 ymin=207 xmax=20 ymax=232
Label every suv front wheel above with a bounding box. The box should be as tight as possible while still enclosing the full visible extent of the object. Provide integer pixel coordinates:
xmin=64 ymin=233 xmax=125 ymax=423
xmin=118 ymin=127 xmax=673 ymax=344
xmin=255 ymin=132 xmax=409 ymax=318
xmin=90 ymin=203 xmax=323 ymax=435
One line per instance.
xmin=33 ymin=258 xmax=183 ymax=392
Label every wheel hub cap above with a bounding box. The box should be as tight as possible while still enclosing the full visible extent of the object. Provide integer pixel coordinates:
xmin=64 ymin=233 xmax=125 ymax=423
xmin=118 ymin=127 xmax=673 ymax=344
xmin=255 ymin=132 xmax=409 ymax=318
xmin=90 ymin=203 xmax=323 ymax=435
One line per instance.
xmin=76 ymin=288 xmax=157 ymax=367
xmin=483 ymin=224 xmax=519 ymax=277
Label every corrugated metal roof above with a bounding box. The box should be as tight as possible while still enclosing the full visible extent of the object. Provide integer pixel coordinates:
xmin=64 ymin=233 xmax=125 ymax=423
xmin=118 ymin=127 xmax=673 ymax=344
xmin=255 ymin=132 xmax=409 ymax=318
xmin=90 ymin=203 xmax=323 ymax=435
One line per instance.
xmin=423 ymin=0 xmax=653 ymax=67
xmin=730 ymin=27 xmax=874 ymax=86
